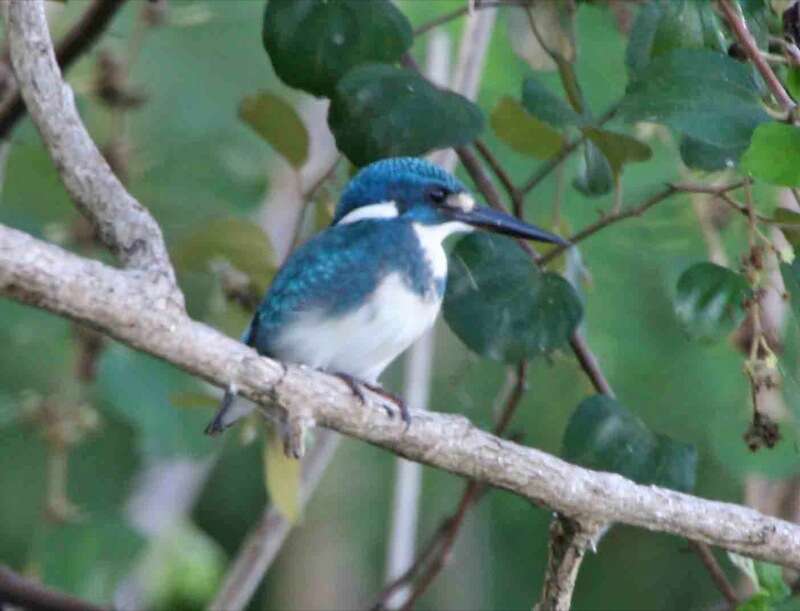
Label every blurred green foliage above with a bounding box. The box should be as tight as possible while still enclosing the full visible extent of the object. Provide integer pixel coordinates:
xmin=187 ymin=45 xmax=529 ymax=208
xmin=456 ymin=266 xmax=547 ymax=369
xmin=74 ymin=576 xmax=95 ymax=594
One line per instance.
xmin=1 ymin=1 xmax=799 ymax=610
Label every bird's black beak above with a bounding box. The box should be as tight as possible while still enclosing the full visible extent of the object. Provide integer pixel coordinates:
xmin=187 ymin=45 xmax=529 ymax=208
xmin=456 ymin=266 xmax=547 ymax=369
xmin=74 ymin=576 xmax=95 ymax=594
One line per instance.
xmin=446 ymin=194 xmax=568 ymax=245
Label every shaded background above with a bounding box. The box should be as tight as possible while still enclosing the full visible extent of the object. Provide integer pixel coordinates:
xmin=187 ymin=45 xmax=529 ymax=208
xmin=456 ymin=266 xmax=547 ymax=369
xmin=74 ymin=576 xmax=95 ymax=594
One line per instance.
xmin=0 ymin=1 xmax=797 ymax=610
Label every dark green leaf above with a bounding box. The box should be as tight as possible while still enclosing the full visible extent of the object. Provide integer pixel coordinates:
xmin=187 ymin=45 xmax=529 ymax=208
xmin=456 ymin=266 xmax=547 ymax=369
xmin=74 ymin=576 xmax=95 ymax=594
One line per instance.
xmin=262 ymin=0 xmax=412 ymax=97
xmin=328 ymin=64 xmax=484 ymax=166
xmin=620 ymin=49 xmax=770 ymax=149
xmin=173 ymin=217 xmax=275 ymax=293
xmin=95 ymin=345 xmax=216 ymax=458
xmin=581 ymin=127 xmax=652 ymax=176
xmin=443 ymin=233 xmax=582 ymax=363
xmin=490 ymin=96 xmax=564 ymax=159
xmin=679 ymin=135 xmax=744 ymax=172
xmin=34 ymin=517 xmax=144 ymax=605
xmin=674 ymin=262 xmax=751 ymax=342
xmin=742 ymin=123 xmax=800 ymax=187
xmin=562 ymin=395 xmax=697 ymax=492
xmin=780 ymin=260 xmax=800 ymax=321
xmin=626 ymin=1 xmax=725 ymax=78
xmin=521 ymin=76 xmax=584 ymax=128
xmin=573 ymin=140 xmax=614 ymax=197
xmin=239 ymin=91 xmax=309 ymax=168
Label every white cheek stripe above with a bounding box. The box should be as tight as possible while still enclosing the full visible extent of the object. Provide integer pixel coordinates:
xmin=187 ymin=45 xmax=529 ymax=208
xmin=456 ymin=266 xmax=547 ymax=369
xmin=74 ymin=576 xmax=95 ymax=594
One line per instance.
xmin=336 ymin=201 xmax=399 ymax=225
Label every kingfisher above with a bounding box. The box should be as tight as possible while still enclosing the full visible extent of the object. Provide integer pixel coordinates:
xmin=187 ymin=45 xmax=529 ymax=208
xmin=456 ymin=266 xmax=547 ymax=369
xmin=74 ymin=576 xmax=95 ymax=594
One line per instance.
xmin=205 ymin=157 xmax=566 ymax=434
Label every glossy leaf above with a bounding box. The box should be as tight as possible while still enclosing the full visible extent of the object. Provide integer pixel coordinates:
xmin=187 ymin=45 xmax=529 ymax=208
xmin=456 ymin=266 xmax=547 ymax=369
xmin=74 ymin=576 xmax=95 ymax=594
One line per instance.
xmin=679 ymin=135 xmax=742 ymax=172
xmin=674 ymin=262 xmax=751 ymax=342
xmin=581 ymin=127 xmax=652 ymax=176
xmin=443 ymin=233 xmax=582 ymax=363
xmin=562 ymin=395 xmax=697 ymax=493
xmin=521 ymin=76 xmax=584 ymax=128
xmin=173 ymin=217 xmax=275 ymax=293
xmin=573 ymin=140 xmax=613 ymax=197
xmin=328 ymin=64 xmax=484 ymax=166
xmin=264 ymin=426 xmax=301 ymax=523
xmin=262 ymin=0 xmax=412 ymax=97
xmin=490 ymin=96 xmax=564 ymax=159
xmin=239 ymin=91 xmax=309 ymax=168
xmin=742 ymin=123 xmax=800 ymax=187
xmin=620 ymin=49 xmax=770 ymax=149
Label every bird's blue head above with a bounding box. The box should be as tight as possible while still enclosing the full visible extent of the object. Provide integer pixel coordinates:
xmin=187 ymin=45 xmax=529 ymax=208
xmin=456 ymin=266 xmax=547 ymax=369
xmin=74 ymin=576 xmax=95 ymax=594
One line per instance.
xmin=332 ymin=157 xmax=567 ymax=245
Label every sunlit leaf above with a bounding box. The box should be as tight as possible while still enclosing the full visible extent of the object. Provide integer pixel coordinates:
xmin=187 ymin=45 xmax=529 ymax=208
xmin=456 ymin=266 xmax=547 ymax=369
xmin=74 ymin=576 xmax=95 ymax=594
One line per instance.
xmin=521 ymin=76 xmax=584 ymax=128
xmin=742 ymin=123 xmax=800 ymax=187
xmin=328 ymin=64 xmax=484 ymax=166
xmin=581 ymin=127 xmax=652 ymax=176
xmin=263 ymin=426 xmax=301 ymax=523
xmin=674 ymin=262 xmax=751 ymax=342
xmin=620 ymin=49 xmax=770 ymax=149
xmin=239 ymin=91 xmax=309 ymax=168
xmin=443 ymin=233 xmax=582 ymax=363
xmin=562 ymin=395 xmax=697 ymax=493
xmin=490 ymin=96 xmax=564 ymax=160
xmin=262 ymin=0 xmax=412 ymax=97
xmin=573 ymin=140 xmax=613 ymax=197
xmin=173 ymin=217 xmax=275 ymax=293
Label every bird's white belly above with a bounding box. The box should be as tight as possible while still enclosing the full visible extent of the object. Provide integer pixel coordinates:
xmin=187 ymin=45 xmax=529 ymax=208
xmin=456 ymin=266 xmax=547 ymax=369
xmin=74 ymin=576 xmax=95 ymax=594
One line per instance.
xmin=271 ymin=273 xmax=441 ymax=383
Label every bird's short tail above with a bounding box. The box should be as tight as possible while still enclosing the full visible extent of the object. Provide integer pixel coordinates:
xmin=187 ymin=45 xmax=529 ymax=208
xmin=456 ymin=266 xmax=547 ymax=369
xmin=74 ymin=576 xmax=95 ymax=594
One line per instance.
xmin=204 ymin=385 xmax=256 ymax=436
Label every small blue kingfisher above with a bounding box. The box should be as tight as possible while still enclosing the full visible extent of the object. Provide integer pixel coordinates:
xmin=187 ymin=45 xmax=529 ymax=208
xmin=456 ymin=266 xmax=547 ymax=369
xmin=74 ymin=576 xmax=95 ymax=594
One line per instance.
xmin=206 ymin=157 xmax=566 ymax=434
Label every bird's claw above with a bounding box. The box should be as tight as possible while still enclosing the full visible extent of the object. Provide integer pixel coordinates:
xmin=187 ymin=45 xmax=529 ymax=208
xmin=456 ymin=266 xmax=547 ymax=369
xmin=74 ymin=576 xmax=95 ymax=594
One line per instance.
xmin=335 ymin=373 xmax=411 ymax=430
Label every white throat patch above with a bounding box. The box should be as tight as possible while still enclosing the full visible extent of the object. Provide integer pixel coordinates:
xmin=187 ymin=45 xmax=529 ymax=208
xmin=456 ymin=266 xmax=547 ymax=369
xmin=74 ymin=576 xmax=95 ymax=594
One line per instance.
xmin=336 ymin=201 xmax=399 ymax=225
xmin=413 ymin=221 xmax=473 ymax=278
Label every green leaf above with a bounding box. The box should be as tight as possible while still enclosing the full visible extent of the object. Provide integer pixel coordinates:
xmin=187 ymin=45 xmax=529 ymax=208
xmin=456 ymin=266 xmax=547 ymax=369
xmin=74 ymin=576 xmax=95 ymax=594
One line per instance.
xmin=328 ymin=64 xmax=484 ymax=166
xmin=264 ymin=426 xmax=301 ymax=522
xmin=755 ymin=561 xmax=792 ymax=601
xmin=573 ymin=140 xmax=614 ymax=197
xmin=521 ymin=76 xmax=584 ymax=128
xmin=581 ymin=127 xmax=652 ymax=176
xmin=95 ymin=345 xmax=216 ymax=458
xmin=620 ymin=49 xmax=770 ymax=149
xmin=443 ymin=233 xmax=582 ymax=363
xmin=506 ymin=3 xmax=575 ymax=72
xmin=562 ymin=395 xmax=697 ymax=492
xmin=731 ymin=554 xmax=792 ymax=611
xmin=626 ymin=1 xmax=726 ymax=78
xmin=674 ymin=262 xmax=751 ymax=342
xmin=780 ymin=260 xmax=800 ymax=320
xmin=239 ymin=91 xmax=309 ymax=168
xmin=786 ymin=67 xmax=800 ymax=101
xmin=679 ymin=135 xmax=743 ymax=172
xmin=34 ymin=517 xmax=144 ymax=605
xmin=262 ymin=0 xmax=412 ymax=97
xmin=773 ymin=208 xmax=800 ymax=250
xmin=490 ymin=96 xmax=564 ymax=159
xmin=173 ymin=217 xmax=275 ymax=293
xmin=742 ymin=123 xmax=800 ymax=187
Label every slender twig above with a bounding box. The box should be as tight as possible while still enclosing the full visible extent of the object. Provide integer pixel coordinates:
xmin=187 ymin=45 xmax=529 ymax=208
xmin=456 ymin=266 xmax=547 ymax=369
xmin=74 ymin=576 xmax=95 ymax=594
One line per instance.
xmin=413 ymin=5 xmax=469 ymax=37
xmin=373 ymin=363 xmax=528 ymax=610
xmin=474 ymin=139 xmax=525 ymax=216
xmin=519 ymin=103 xmax=620 ymax=195
xmin=569 ymin=332 xmax=614 ymax=397
xmin=0 ymin=565 xmax=108 ymax=611
xmin=0 ymin=0 xmax=130 ymax=139
xmin=718 ymin=0 xmax=796 ymax=112
xmin=688 ymin=541 xmax=740 ymax=608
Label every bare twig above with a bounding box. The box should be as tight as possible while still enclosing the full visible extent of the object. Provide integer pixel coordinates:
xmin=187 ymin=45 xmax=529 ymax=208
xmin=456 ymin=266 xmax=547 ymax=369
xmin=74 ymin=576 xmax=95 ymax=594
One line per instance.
xmin=568 ymin=332 xmax=614 ymax=398
xmin=688 ymin=541 xmax=740 ymax=608
xmin=0 ymin=0 xmax=130 ymax=139
xmin=718 ymin=0 xmax=796 ymax=112
xmin=209 ymin=432 xmax=340 ymax=611
xmin=4 ymin=0 xmax=180 ymax=293
xmin=474 ymin=139 xmax=525 ymax=216
xmin=534 ymin=516 xmax=606 ymax=611
xmin=0 ymin=564 xmax=108 ymax=611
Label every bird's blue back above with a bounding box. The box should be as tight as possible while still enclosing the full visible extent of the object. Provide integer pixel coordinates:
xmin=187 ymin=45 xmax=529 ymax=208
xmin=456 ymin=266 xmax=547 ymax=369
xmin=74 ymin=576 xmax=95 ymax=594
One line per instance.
xmin=246 ymin=218 xmax=442 ymax=356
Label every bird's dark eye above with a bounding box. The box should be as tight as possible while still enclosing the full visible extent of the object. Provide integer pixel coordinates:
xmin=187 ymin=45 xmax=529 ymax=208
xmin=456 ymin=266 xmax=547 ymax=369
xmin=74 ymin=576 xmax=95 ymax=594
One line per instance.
xmin=426 ymin=186 xmax=448 ymax=205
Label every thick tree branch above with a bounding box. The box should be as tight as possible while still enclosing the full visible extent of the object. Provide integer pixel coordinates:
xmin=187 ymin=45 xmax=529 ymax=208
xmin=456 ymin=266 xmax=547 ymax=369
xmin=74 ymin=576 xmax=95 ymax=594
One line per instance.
xmin=2 ymin=226 xmax=800 ymax=572
xmin=534 ymin=516 xmax=606 ymax=611
xmin=0 ymin=564 xmax=107 ymax=611
xmin=0 ymin=0 xmax=129 ymax=139
xmin=4 ymin=0 xmax=180 ymax=293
